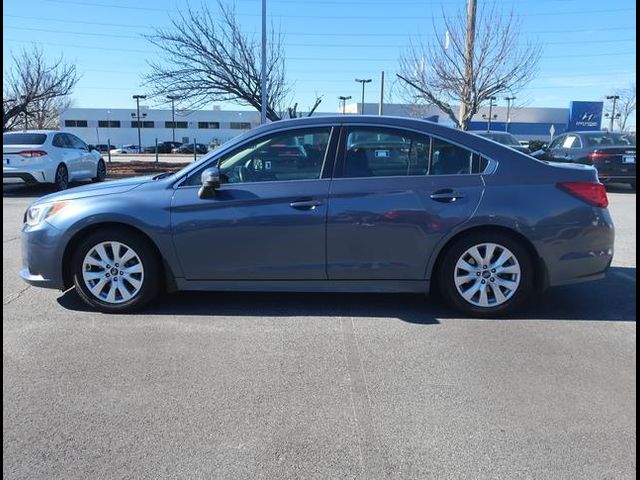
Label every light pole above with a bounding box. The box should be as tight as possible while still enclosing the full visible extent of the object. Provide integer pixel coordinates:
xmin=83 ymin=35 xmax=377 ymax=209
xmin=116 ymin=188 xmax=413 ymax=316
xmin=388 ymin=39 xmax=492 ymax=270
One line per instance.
xmin=483 ymin=96 xmax=497 ymax=132
xmin=505 ymin=96 xmax=516 ymax=132
xmin=606 ymin=95 xmax=620 ymax=131
xmin=338 ymin=95 xmax=352 ymax=114
xmin=355 ymin=78 xmax=372 ymax=115
xmin=260 ymin=0 xmax=267 ymax=124
xmin=166 ymin=95 xmax=180 ymax=142
xmin=132 ymin=94 xmax=146 ymax=153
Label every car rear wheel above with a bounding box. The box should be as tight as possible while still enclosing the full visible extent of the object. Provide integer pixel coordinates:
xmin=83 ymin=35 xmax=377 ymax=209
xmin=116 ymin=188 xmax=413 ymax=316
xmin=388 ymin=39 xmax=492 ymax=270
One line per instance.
xmin=72 ymin=229 xmax=160 ymax=313
xmin=92 ymin=159 xmax=106 ymax=182
xmin=439 ymin=232 xmax=534 ymax=317
xmin=54 ymin=164 xmax=69 ymax=191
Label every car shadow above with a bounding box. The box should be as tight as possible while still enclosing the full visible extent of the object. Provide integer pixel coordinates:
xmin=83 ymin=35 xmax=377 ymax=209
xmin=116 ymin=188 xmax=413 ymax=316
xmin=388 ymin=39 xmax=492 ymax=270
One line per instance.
xmin=57 ymin=266 xmax=636 ymax=324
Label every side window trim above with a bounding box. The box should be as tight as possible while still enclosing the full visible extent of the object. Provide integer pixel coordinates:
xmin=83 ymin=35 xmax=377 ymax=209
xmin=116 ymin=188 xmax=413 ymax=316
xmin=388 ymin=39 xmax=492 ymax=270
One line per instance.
xmin=177 ymin=126 xmax=338 ymax=188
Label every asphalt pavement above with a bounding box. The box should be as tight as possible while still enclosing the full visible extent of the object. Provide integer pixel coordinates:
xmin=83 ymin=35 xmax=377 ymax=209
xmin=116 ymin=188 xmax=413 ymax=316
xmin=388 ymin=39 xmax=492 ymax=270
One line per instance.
xmin=3 ymin=183 xmax=636 ymax=480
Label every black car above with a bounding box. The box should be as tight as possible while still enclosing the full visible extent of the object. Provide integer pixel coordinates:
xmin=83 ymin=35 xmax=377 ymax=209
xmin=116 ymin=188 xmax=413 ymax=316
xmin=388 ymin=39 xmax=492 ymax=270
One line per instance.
xmin=471 ymin=131 xmax=530 ymax=154
xmin=531 ymin=131 xmax=636 ymax=189
xmin=172 ymin=143 xmax=208 ymax=154
xmin=93 ymin=144 xmax=114 ymax=153
xmin=143 ymin=141 xmax=183 ymax=154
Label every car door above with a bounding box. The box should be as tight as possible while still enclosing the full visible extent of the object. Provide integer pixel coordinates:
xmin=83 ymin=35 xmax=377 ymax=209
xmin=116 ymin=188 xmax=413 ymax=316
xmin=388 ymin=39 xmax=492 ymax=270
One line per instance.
xmin=545 ymin=135 xmax=570 ymax=162
xmin=326 ymin=126 xmax=485 ymax=280
xmin=67 ymin=134 xmax=95 ymax=178
xmin=56 ymin=134 xmax=83 ymax=179
xmin=170 ymin=126 xmax=336 ymax=280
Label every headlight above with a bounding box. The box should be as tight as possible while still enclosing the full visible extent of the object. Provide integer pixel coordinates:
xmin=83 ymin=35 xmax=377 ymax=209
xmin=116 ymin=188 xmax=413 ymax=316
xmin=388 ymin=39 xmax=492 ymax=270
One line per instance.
xmin=24 ymin=201 xmax=70 ymax=226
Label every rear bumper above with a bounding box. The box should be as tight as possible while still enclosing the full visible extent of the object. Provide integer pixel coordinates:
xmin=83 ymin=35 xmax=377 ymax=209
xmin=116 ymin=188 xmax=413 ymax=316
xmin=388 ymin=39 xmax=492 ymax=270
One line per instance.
xmin=534 ymin=208 xmax=615 ymax=288
xmin=3 ymin=172 xmax=41 ymax=184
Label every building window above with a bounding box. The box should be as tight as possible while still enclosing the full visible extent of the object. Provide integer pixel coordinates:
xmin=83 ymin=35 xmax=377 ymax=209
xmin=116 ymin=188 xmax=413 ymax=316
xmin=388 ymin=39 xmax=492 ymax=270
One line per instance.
xmin=98 ymin=120 xmax=121 ymax=128
xmin=131 ymin=121 xmax=155 ymax=128
xmin=230 ymin=122 xmax=252 ymax=130
xmin=198 ymin=121 xmax=220 ymax=129
xmin=165 ymin=121 xmax=188 ymax=129
xmin=64 ymin=120 xmax=88 ymax=127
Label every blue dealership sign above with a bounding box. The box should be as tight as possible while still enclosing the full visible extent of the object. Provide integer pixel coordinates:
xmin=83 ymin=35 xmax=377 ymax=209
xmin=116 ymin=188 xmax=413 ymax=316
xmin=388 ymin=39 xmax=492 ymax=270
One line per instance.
xmin=567 ymin=101 xmax=604 ymax=131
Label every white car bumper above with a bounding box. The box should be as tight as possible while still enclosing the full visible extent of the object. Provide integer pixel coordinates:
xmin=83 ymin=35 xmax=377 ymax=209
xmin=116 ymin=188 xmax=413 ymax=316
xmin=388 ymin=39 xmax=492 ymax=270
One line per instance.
xmin=3 ymin=164 xmax=50 ymax=184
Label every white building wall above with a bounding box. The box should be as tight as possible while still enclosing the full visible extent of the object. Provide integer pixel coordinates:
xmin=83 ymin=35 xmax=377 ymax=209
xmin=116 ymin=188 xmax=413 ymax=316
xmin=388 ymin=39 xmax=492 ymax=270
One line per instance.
xmin=59 ymin=107 xmax=261 ymax=147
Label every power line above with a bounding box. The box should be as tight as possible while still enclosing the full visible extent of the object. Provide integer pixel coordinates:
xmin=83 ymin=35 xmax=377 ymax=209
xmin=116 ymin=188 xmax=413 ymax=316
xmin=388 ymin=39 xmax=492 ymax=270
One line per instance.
xmin=35 ymin=0 xmax=635 ymax=19
xmin=3 ymin=14 xmax=635 ymax=37
xmin=3 ymin=26 xmax=635 ymax=48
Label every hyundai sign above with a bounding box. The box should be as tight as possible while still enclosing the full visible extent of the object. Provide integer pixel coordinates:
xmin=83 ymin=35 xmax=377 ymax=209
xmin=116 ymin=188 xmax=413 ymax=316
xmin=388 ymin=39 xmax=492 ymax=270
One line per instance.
xmin=567 ymin=101 xmax=604 ymax=131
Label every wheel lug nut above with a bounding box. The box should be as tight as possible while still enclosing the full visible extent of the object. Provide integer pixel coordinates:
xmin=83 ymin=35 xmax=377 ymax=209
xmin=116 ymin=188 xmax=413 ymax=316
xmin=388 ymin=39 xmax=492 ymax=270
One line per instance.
xmin=491 ymin=268 xmax=496 ymax=273
xmin=119 ymin=271 xmax=124 ymax=275
xmin=106 ymin=273 xmax=110 ymax=277
xmin=106 ymin=265 xmax=111 ymax=269
xmin=483 ymin=265 xmax=488 ymax=269
xmin=490 ymin=278 xmax=495 ymax=282
xmin=476 ymin=272 xmax=481 ymax=276
xmin=114 ymin=277 xmax=118 ymax=282
xmin=481 ymin=280 xmax=486 ymax=284
xmin=115 ymin=263 xmax=119 ymax=267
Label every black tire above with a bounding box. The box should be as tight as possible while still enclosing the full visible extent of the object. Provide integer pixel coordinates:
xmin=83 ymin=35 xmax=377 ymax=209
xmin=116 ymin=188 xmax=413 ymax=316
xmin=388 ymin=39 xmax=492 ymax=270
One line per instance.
xmin=438 ymin=231 xmax=534 ymax=318
xmin=92 ymin=159 xmax=106 ymax=182
xmin=72 ymin=228 xmax=161 ymax=313
xmin=54 ymin=163 xmax=69 ymax=191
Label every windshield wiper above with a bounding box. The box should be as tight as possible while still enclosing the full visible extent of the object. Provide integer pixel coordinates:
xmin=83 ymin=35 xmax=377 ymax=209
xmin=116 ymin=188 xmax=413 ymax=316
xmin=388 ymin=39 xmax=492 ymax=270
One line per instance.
xmin=152 ymin=171 xmax=174 ymax=180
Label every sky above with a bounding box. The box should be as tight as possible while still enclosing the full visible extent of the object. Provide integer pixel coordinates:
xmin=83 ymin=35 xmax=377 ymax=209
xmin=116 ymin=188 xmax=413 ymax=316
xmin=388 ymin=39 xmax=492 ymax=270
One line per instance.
xmin=2 ymin=0 xmax=637 ymax=116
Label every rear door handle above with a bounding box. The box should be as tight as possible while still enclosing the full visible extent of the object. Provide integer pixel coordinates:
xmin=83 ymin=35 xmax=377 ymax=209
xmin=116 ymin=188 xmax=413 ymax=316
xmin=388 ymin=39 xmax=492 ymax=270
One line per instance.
xmin=430 ymin=189 xmax=465 ymax=203
xmin=290 ymin=199 xmax=323 ymax=210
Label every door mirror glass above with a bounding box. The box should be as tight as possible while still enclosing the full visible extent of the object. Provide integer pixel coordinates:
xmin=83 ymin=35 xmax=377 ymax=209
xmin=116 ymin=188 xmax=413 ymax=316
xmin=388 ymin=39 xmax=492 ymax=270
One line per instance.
xmin=198 ymin=167 xmax=221 ymax=198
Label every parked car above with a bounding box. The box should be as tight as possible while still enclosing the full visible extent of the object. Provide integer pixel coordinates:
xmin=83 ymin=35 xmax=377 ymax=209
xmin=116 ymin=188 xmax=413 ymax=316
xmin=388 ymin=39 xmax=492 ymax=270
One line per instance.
xmin=110 ymin=144 xmax=140 ymax=154
xmin=143 ymin=141 xmax=183 ymax=154
xmin=172 ymin=143 xmax=208 ymax=154
xmin=471 ymin=131 xmax=530 ymax=154
xmin=93 ymin=144 xmax=114 ymax=154
xmin=19 ymin=116 xmax=614 ymax=317
xmin=3 ymin=131 xmax=106 ymax=190
xmin=531 ymin=131 xmax=636 ymax=189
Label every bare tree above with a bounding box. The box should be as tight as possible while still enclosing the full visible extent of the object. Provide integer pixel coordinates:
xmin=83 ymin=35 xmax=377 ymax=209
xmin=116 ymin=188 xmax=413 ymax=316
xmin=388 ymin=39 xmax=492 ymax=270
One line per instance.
xmin=144 ymin=1 xmax=320 ymax=121
xmin=606 ymin=83 xmax=636 ymax=132
xmin=397 ymin=1 xmax=541 ymax=130
xmin=3 ymin=47 xmax=79 ymax=131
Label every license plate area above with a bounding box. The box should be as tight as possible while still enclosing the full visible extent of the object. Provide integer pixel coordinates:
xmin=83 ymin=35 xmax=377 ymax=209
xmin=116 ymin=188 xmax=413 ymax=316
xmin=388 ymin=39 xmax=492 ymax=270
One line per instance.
xmin=623 ymin=155 xmax=636 ymax=164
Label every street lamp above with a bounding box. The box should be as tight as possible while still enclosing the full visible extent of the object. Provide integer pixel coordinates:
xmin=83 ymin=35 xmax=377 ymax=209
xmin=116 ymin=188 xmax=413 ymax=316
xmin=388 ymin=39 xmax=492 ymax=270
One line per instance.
xmin=338 ymin=95 xmax=352 ymax=114
xmin=505 ymin=96 xmax=516 ymax=132
xmin=606 ymin=95 xmax=620 ymax=131
xmin=166 ymin=95 xmax=180 ymax=142
xmin=355 ymin=78 xmax=372 ymax=115
xmin=483 ymin=96 xmax=497 ymax=132
xmin=132 ymin=94 xmax=147 ymax=152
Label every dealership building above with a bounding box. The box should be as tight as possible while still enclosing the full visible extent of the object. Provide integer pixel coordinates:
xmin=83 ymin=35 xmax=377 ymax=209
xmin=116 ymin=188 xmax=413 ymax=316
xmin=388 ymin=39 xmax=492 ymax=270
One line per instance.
xmin=59 ymin=101 xmax=603 ymax=147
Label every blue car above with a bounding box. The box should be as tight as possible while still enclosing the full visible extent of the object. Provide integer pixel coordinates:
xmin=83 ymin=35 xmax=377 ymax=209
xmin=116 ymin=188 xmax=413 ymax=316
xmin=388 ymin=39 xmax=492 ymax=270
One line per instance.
xmin=20 ymin=116 xmax=614 ymax=316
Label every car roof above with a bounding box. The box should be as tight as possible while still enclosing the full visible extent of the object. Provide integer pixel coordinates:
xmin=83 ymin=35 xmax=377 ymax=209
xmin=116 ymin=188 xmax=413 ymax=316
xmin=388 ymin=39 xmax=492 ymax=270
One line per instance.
xmin=3 ymin=129 xmax=59 ymax=135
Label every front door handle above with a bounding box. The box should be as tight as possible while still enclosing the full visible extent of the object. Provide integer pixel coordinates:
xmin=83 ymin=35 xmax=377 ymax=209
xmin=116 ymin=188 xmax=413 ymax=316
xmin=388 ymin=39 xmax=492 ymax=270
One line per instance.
xmin=290 ymin=199 xmax=323 ymax=210
xmin=430 ymin=189 xmax=465 ymax=203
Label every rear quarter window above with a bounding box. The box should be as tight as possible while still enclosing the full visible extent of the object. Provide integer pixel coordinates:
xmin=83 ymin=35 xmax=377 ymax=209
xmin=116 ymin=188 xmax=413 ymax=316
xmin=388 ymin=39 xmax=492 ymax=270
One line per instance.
xmin=3 ymin=133 xmax=48 ymax=145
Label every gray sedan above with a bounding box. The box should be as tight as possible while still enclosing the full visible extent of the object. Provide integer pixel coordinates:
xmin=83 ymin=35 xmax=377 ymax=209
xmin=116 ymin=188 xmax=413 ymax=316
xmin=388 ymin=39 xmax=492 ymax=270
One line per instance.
xmin=20 ymin=116 xmax=614 ymax=317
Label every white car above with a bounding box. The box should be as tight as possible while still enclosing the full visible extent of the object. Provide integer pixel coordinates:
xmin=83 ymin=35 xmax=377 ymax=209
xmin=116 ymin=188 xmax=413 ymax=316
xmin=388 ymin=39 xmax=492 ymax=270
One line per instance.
xmin=110 ymin=144 xmax=140 ymax=154
xmin=3 ymin=131 xmax=106 ymax=190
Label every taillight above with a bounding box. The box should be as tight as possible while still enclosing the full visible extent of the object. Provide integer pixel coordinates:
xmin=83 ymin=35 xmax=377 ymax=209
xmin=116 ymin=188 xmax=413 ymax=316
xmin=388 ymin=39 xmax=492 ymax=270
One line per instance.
xmin=558 ymin=182 xmax=608 ymax=208
xmin=17 ymin=150 xmax=47 ymax=158
xmin=587 ymin=152 xmax=614 ymax=163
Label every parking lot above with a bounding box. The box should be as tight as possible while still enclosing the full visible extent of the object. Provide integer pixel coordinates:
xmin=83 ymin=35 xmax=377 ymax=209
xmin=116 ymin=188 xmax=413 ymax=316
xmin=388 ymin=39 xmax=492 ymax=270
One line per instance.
xmin=3 ymin=185 xmax=636 ymax=479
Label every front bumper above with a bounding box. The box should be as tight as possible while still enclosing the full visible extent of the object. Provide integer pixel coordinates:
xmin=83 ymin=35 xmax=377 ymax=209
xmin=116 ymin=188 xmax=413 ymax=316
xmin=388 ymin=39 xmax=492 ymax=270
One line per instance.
xmin=20 ymin=221 xmax=66 ymax=290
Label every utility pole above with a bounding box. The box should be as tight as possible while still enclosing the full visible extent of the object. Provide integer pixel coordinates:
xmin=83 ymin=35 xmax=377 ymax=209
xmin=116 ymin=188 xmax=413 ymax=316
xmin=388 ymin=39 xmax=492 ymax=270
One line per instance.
xmin=379 ymin=71 xmax=385 ymax=115
xmin=167 ymin=95 xmax=180 ymax=142
xmin=459 ymin=0 xmax=477 ymax=130
xmin=355 ymin=78 xmax=372 ymax=115
xmin=606 ymin=95 xmax=620 ymax=131
xmin=20 ymin=95 xmax=27 ymax=130
xmin=338 ymin=96 xmax=352 ymax=114
xmin=132 ymin=94 xmax=146 ymax=153
xmin=505 ymin=96 xmax=516 ymax=132
xmin=260 ymin=0 xmax=267 ymax=124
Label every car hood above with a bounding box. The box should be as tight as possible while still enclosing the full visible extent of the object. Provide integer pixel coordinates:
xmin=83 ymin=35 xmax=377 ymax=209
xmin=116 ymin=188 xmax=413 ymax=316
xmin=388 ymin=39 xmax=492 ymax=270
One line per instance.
xmin=34 ymin=176 xmax=154 ymax=204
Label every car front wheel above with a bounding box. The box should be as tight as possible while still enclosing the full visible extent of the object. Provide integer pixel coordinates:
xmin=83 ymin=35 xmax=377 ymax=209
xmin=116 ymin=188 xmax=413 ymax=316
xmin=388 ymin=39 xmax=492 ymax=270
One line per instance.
xmin=92 ymin=159 xmax=106 ymax=182
xmin=72 ymin=229 xmax=160 ymax=312
xmin=54 ymin=164 xmax=69 ymax=191
xmin=439 ymin=232 xmax=534 ymax=317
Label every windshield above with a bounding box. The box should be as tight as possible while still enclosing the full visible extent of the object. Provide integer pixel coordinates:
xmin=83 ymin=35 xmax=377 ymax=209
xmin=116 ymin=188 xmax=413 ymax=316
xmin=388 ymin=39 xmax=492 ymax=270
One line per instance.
xmin=3 ymin=133 xmax=47 ymax=145
xmin=583 ymin=133 xmax=636 ymax=147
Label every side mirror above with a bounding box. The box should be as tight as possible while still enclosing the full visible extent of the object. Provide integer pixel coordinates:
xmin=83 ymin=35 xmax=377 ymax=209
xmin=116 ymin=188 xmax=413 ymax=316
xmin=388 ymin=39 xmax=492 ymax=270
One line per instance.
xmin=198 ymin=167 xmax=221 ymax=199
